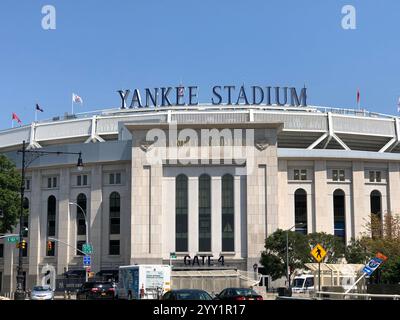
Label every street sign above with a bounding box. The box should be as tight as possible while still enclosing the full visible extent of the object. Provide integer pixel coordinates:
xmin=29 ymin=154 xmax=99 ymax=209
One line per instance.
xmin=83 ymin=255 xmax=91 ymax=266
xmin=82 ymin=244 xmax=93 ymax=254
xmin=170 ymin=252 xmax=177 ymax=259
xmin=7 ymin=236 xmax=19 ymax=243
xmin=310 ymin=243 xmax=327 ymax=263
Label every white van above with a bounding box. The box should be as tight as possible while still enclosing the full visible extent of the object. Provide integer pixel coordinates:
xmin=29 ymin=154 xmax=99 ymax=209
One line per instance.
xmin=117 ymin=265 xmax=171 ymax=300
xmin=291 ymin=274 xmax=315 ymax=293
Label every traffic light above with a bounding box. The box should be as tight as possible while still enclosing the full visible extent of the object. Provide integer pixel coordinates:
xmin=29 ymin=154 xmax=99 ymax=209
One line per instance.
xmin=47 ymin=241 xmax=52 ymax=251
xmin=16 ymin=242 xmax=20 ymax=249
xmin=21 ymin=240 xmax=26 ymax=249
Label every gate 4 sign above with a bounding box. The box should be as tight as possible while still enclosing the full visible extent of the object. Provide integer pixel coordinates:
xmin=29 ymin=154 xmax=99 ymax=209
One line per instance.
xmin=310 ymin=244 xmax=327 ymax=263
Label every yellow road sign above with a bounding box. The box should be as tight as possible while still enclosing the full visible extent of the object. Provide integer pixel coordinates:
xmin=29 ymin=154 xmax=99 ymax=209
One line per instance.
xmin=311 ymin=244 xmax=327 ymax=262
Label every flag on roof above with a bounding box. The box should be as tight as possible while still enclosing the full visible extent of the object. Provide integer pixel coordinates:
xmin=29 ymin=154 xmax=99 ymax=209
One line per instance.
xmin=72 ymin=93 xmax=83 ymax=104
xmin=36 ymin=104 xmax=44 ymax=112
xmin=12 ymin=112 xmax=22 ymax=123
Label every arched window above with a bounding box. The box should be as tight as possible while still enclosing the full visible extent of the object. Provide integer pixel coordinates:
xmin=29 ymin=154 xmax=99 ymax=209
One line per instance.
xmin=176 ymin=175 xmax=188 ymax=252
xmin=333 ymin=189 xmax=345 ymax=240
xmin=110 ymin=192 xmax=121 ymax=235
xmin=199 ymin=174 xmax=211 ymax=252
xmin=77 ymin=194 xmax=87 ymax=236
xmin=222 ymin=174 xmax=234 ymax=252
xmin=23 ymin=198 xmax=29 ymax=238
xmin=370 ymin=190 xmax=382 ymax=237
xmin=47 ymin=196 xmax=56 ymax=237
xmin=294 ymin=189 xmax=307 ymax=234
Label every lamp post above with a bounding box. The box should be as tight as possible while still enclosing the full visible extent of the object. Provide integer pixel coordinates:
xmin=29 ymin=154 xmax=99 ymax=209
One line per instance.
xmin=69 ymin=201 xmax=90 ymax=282
xmin=14 ymin=140 xmax=83 ymax=300
xmin=285 ymin=223 xmax=305 ymax=289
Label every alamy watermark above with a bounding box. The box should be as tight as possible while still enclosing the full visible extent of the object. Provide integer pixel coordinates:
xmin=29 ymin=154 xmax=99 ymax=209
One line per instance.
xmin=141 ymin=124 xmax=264 ymax=176
xmin=41 ymin=5 xmax=56 ymax=30
xmin=341 ymin=5 xmax=356 ymax=30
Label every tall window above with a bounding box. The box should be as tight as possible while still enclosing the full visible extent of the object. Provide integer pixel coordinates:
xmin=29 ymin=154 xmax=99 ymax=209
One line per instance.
xmin=109 ymin=240 xmax=120 ymax=255
xmin=199 ymin=174 xmax=211 ymax=252
xmin=176 ymin=174 xmax=188 ymax=252
xmin=294 ymin=189 xmax=307 ymax=234
xmin=333 ymin=189 xmax=345 ymax=240
xmin=110 ymin=192 xmax=121 ymax=235
xmin=77 ymin=240 xmax=85 ymax=256
xmin=23 ymin=198 xmax=29 ymax=238
xmin=370 ymin=190 xmax=382 ymax=238
xmin=76 ymin=194 xmax=87 ymax=236
xmin=222 ymin=174 xmax=234 ymax=252
xmin=47 ymin=196 xmax=56 ymax=237
xmin=0 ymin=244 xmax=3 ymax=258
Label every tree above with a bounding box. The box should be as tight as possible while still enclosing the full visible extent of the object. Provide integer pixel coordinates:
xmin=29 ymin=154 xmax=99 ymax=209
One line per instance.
xmin=260 ymin=230 xmax=347 ymax=282
xmin=347 ymin=213 xmax=400 ymax=284
xmin=0 ymin=154 xmax=21 ymax=233
xmin=307 ymin=232 xmax=345 ymax=263
xmin=260 ymin=229 xmax=310 ymax=281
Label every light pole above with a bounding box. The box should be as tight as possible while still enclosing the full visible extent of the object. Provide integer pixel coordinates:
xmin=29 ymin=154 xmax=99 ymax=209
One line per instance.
xmin=69 ymin=201 xmax=90 ymax=282
xmin=285 ymin=223 xmax=305 ymax=289
xmin=14 ymin=140 xmax=83 ymax=300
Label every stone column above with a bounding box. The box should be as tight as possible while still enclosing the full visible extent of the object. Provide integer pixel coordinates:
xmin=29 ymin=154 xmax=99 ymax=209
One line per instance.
xmin=131 ymin=130 xmax=163 ymax=264
xmin=352 ymin=161 xmax=366 ymax=237
xmin=188 ymin=176 xmax=199 ymax=255
xmin=211 ymin=176 xmax=222 ymax=258
xmin=2 ymin=238 xmax=14 ymax=294
xmin=314 ymin=160 xmax=331 ymax=233
xmin=388 ymin=162 xmax=400 ymax=214
xmin=57 ymin=168 xmax=70 ymax=275
xmin=90 ymin=166 xmax=103 ymax=273
xmin=27 ymin=170 xmax=41 ymax=288
xmin=278 ymin=160 xmax=292 ymax=229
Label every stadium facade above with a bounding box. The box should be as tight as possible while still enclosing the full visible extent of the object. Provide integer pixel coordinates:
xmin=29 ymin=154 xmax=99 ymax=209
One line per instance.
xmin=1 ymin=96 xmax=400 ymax=293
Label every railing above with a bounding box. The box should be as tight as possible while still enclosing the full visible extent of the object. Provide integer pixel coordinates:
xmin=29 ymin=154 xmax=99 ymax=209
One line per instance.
xmin=1 ymin=103 xmax=397 ymax=135
xmin=314 ymin=291 xmax=400 ymax=300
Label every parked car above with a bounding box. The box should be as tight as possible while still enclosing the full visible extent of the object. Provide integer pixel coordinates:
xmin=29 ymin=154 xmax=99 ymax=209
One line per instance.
xmin=30 ymin=285 xmax=54 ymax=300
xmin=162 ymin=289 xmax=213 ymax=300
xmin=63 ymin=269 xmax=86 ymax=279
xmin=215 ymin=288 xmax=263 ymax=301
xmin=76 ymin=281 xmax=116 ymax=300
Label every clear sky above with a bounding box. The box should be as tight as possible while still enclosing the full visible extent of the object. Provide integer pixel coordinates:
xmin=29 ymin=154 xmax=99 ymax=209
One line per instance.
xmin=1 ymin=0 xmax=400 ymax=130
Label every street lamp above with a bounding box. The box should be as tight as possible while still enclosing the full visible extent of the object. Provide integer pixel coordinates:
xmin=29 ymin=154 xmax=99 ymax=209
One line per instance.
xmin=69 ymin=201 xmax=90 ymax=282
xmin=14 ymin=140 xmax=83 ymax=300
xmin=285 ymin=223 xmax=305 ymax=289
xmin=68 ymin=202 xmax=89 ymax=248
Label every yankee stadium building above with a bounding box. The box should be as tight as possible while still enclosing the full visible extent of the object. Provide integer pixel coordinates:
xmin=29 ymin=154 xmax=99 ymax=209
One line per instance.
xmin=1 ymin=85 xmax=400 ymax=293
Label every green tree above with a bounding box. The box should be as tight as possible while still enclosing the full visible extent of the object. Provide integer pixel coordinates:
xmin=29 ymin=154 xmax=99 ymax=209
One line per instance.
xmin=260 ymin=229 xmax=310 ymax=281
xmin=346 ymin=213 xmax=400 ymax=284
xmin=307 ymin=232 xmax=345 ymax=263
xmin=345 ymin=238 xmax=370 ymax=264
xmin=0 ymin=154 xmax=21 ymax=233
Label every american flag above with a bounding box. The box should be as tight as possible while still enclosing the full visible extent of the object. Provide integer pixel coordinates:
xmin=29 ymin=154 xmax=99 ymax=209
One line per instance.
xmin=72 ymin=93 xmax=83 ymax=104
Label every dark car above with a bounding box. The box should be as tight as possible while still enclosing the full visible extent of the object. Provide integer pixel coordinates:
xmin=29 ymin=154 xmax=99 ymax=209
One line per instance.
xmin=95 ymin=270 xmax=119 ymax=282
xmin=215 ymin=288 xmax=263 ymax=301
xmin=76 ymin=281 xmax=116 ymax=300
xmin=162 ymin=289 xmax=213 ymax=300
xmin=63 ymin=269 xmax=86 ymax=279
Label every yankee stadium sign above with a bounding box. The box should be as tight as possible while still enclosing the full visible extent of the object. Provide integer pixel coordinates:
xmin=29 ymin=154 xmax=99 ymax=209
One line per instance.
xmin=117 ymin=85 xmax=307 ymax=109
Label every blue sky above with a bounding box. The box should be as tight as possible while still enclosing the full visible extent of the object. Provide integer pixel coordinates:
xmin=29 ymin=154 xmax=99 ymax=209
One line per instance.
xmin=1 ymin=0 xmax=400 ymax=130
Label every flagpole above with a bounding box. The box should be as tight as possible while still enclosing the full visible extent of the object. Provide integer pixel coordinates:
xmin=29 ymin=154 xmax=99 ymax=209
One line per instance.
xmin=12 ymin=119 xmax=14 ymax=129
xmin=35 ymin=109 xmax=37 ymax=122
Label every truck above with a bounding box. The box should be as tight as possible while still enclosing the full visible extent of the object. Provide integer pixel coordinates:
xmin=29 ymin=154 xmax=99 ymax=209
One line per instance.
xmin=116 ymin=265 xmax=171 ymax=300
